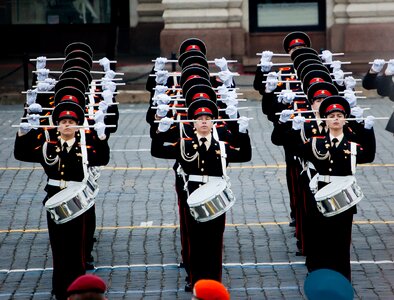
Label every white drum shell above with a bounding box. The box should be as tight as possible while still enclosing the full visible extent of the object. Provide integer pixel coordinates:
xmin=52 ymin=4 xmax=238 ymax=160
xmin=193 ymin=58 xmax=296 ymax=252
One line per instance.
xmin=315 ymin=177 xmax=363 ymax=217
xmin=187 ymin=179 xmax=236 ymax=222
xmin=45 ymin=183 xmax=95 ymax=224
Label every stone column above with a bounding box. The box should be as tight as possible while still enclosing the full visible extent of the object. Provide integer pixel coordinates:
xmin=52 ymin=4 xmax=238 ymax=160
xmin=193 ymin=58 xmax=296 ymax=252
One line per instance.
xmin=160 ymin=0 xmax=245 ymax=60
xmin=329 ymin=0 xmax=394 ymax=72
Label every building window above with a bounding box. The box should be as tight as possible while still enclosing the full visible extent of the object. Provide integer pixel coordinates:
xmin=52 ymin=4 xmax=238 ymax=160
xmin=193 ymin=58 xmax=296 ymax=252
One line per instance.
xmin=0 ymin=0 xmax=111 ymax=25
xmin=249 ymin=0 xmax=325 ymax=33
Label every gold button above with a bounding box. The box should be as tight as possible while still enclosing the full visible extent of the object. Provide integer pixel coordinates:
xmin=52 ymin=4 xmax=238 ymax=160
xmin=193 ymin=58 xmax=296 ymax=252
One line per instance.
xmin=328 ymin=168 xmax=332 ymax=172
xmin=61 ymin=164 xmax=65 ymax=168
xmin=60 ymin=172 xmax=64 ymax=175
xmin=201 ymin=160 xmax=205 ymax=164
xmin=201 ymin=168 xmax=204 ymax=171
xmin=330 ymin=160 xmax=333 ymax=164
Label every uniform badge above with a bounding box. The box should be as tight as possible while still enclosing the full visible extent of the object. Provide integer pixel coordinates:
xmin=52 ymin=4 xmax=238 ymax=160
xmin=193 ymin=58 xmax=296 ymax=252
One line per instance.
xmin=312 ymin=128 xmax=317 ymax=134
xmin=56 ymin=147 xmax=60 ymax=153
xmin=215 ymin=150 xmax=221 ymax=155
xmin=76 ymin=153 xmax=83 ymax=157
xmin=325 ymin=143 xmax=330 ymax=149
xmin=343 ymin=149 xmax=351 ymax=154
xmin=193 ymin=144 xmax=198 ymax=149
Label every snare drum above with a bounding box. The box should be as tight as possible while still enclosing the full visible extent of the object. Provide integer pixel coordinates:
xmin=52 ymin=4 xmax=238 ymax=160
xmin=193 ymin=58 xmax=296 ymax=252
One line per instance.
xmin=315 ymin=176 xmax=363 ymax=217
xmin=45 ymin=182 xmax=95 ymax=224
xmin=187 ymin=179 xmax=236 ymax=222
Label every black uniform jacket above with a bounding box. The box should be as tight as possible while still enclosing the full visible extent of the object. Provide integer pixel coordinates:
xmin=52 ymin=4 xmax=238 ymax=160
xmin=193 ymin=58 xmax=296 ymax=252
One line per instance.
xmin=151 ymin=132 xmax=251 ymax=191
xmin=14 ymin=128 xmax=110 ymax=198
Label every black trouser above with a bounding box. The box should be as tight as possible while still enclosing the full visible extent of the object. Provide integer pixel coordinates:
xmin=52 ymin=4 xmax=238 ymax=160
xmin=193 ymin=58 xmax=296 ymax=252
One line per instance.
xmin=305 ymin=205 xmax=354 ymax=281
xmin=46 ymin=202 xmax=87 ymax=300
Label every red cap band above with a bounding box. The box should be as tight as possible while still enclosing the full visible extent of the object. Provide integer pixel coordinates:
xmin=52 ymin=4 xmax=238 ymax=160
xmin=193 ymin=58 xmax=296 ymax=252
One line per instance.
xmin=313 ymin=90 xmax=332 ymax=98
xmin=192 ymin=93 xmax=210 ymax=100
xmin=309 ymin=77 xmax=325 ymax=84
xmin=187 ymin=75 xmax=200 ymax=81
xmin=326 ymin=103 xmax=345 ymax=113
xmin=289 ymin=38 xmax=305 ymax=48
xmin=59 ymin=110 xmax=78 ymax=119
xmin=194 ymin=107 xmax=212 ymax=116
xmin=61 ymin=95 xmax=79 ymax=104
xmin=186 ymin=45 xmax=200 ymax=51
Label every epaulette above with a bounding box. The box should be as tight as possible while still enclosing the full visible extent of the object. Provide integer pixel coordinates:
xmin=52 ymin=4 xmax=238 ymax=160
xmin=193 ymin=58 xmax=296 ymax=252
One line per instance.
xmin=182 ymin=137 xmax=193 ymax=141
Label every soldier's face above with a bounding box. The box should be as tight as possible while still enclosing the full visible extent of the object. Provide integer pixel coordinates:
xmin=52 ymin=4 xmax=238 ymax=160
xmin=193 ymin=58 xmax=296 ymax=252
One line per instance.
xmin=58 ymin=119 xmax=78 ymax=139
xmin=326 ymin=112 xmax=346 ymax=129
xmin=194 ymin=115 xmax=213 ymax=135
xmin=312 ymin=98 xmax=324 ymax=112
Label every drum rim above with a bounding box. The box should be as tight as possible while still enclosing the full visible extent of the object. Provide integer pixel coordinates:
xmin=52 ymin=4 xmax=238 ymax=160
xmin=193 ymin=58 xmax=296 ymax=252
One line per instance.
xmin=187 ymin=179 xmax=227 ymax=206
xmin=45 ymin=183 xmax=87 ymax=208
xmin=314 ymin=176 xmax=356 ymax=200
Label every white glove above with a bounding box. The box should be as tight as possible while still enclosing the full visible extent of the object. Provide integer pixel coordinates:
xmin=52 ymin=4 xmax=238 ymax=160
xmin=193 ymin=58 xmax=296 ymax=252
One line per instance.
xmin=27 ymin=114 xmax=40 ymax=129
xmin=265 ymin=72 xmax=279 ymax=93
xmin=19 ymin=122 xmax=32 ymax=135
xmin=344 ymin=76 xmax=356 ymax=90
xmin=158 ymin=117 xmax=174 ymax=132
xmin=292 ymin=116 xmax=305 ymax=130
xmin=94 ymin=110 xmax=105 ymax=123
xmin=279 ymin=109 xmax=294 ymax=123
xmin=36 ymin=56 xmax=47 ymax=70
xmin=237 ymin=116 xmax=249 ymax=133
xmin=37 ymin=82 xmax=52 ymax=92
xmin=36 ymin=68 xmax=49 ymax=81
xmin=330 ymin=61 xmax=342 ymax=71
xmin=225 ymin=96 xmax=239 ymax=107
xmin=154 ymin=93 xmax=171 ymax=105
xmin=28 ymin=103 xmax=42 ymax=113
xmin=154 ymin=57 xmax=168 ymax=72
xmin=385 ymin=59 xmax=394 ymax=76
xmin=343 ymin=90 xmax=357 ymax=108
xmin=371 ymin=58 xmax=385 ymax=73
xmin=102 ymin=80 xmax=116 ymax=93
xmin=98 ymin=101 xmax=109 ymax=113
xmin=321 ymin=50 xmax=333 ymax=63
xmin=350 ymin=106 xmax=363 ymax=123
xmin=155 ymin=70 xmax=169 ymax=85
xmin=98 ymin=57 xmax=111 ymax=72
xmin=102 ymin=89 xmax=114 ymax=104
xmin=260 ymin=60 xmax=273 ymax=72
xmin=156 ymin=104 xmax=169 ymax=118
xmin=333 ymin=69 xmax=345 ymax=86
xmin=153 ymin=85 xmax=168 ymax=97
xmin=214 ymin=57 xmax=229 ymax=71
xmin=364 ymin=115 xmax=375 ymax=129
xmin=218 ymin=70 xmax=234 ymax=87
xmin=260 ymin=50 xmax=273 ymax=62
xmin=26 ymin=89 xmax=38 ymax=105
xmin=104 ymin=70 xmax=116 ymax=80
xmin=225 ymin=105 xmax=238 ymax=119
xmin=217 ymin=85 xmax=229 ymax=98
xmin=278 ymin=90 xmax=295 ymax=104
xmin=94 ymin=121 xmax=106 ymax=140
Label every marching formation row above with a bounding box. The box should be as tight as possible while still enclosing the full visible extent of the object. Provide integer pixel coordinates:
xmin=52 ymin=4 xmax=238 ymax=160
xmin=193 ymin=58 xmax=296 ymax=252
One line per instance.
xmin=13 ymin=42 xmax=120 ymax=300
xmin=11 ymin=30 xmax=391 ymax=299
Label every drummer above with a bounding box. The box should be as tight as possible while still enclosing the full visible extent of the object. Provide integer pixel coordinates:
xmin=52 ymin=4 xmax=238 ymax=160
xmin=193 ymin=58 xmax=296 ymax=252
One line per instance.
xmin=14 ymin=99 xmax=110 ymax=300
xmin=282 ymin=95 xmax=376 ymax=281
xmin=151 ymin=98 xmax=251 ymax=291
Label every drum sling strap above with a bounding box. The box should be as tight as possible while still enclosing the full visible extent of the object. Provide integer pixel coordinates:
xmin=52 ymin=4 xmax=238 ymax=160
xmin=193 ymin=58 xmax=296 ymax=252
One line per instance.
xmin=309 ymin=142 xmax=358 ymax=192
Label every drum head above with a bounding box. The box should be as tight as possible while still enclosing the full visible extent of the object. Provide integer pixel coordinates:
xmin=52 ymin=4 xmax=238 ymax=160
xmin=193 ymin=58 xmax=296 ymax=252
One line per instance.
xmin=187 ymin=179 xmax=227 ymax=207
xmin=315 ymin=177 xmax=354 ymax=200
xmin=45 ymin=183 xmax=85 ymax=208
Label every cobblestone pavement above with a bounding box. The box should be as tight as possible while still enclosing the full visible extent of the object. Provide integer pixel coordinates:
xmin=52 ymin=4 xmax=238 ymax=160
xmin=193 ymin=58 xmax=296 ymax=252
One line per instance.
xmin=0 ymin=96 xmax=393 ymax=299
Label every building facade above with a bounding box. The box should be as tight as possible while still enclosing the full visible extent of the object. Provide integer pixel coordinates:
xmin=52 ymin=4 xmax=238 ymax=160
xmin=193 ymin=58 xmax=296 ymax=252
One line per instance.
xmin=2 ymin=0 xmax=393 ymax=73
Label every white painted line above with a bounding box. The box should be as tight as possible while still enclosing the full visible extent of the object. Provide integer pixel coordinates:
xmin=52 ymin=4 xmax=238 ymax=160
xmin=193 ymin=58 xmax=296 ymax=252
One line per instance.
xmin=1 ymin=260 xmax=392 ymax=274
xmin=140 ymin=221 xmax=153 ymax=226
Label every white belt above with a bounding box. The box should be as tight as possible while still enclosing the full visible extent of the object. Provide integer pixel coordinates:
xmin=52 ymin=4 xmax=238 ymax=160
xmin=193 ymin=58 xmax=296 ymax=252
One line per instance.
xmin=317 ymin=175 xmax=350 ymax=183
xmin=47 ymin=179 xmax=79 ymax=189
xmin=188 ymin=175 xmax=222 ymax=183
